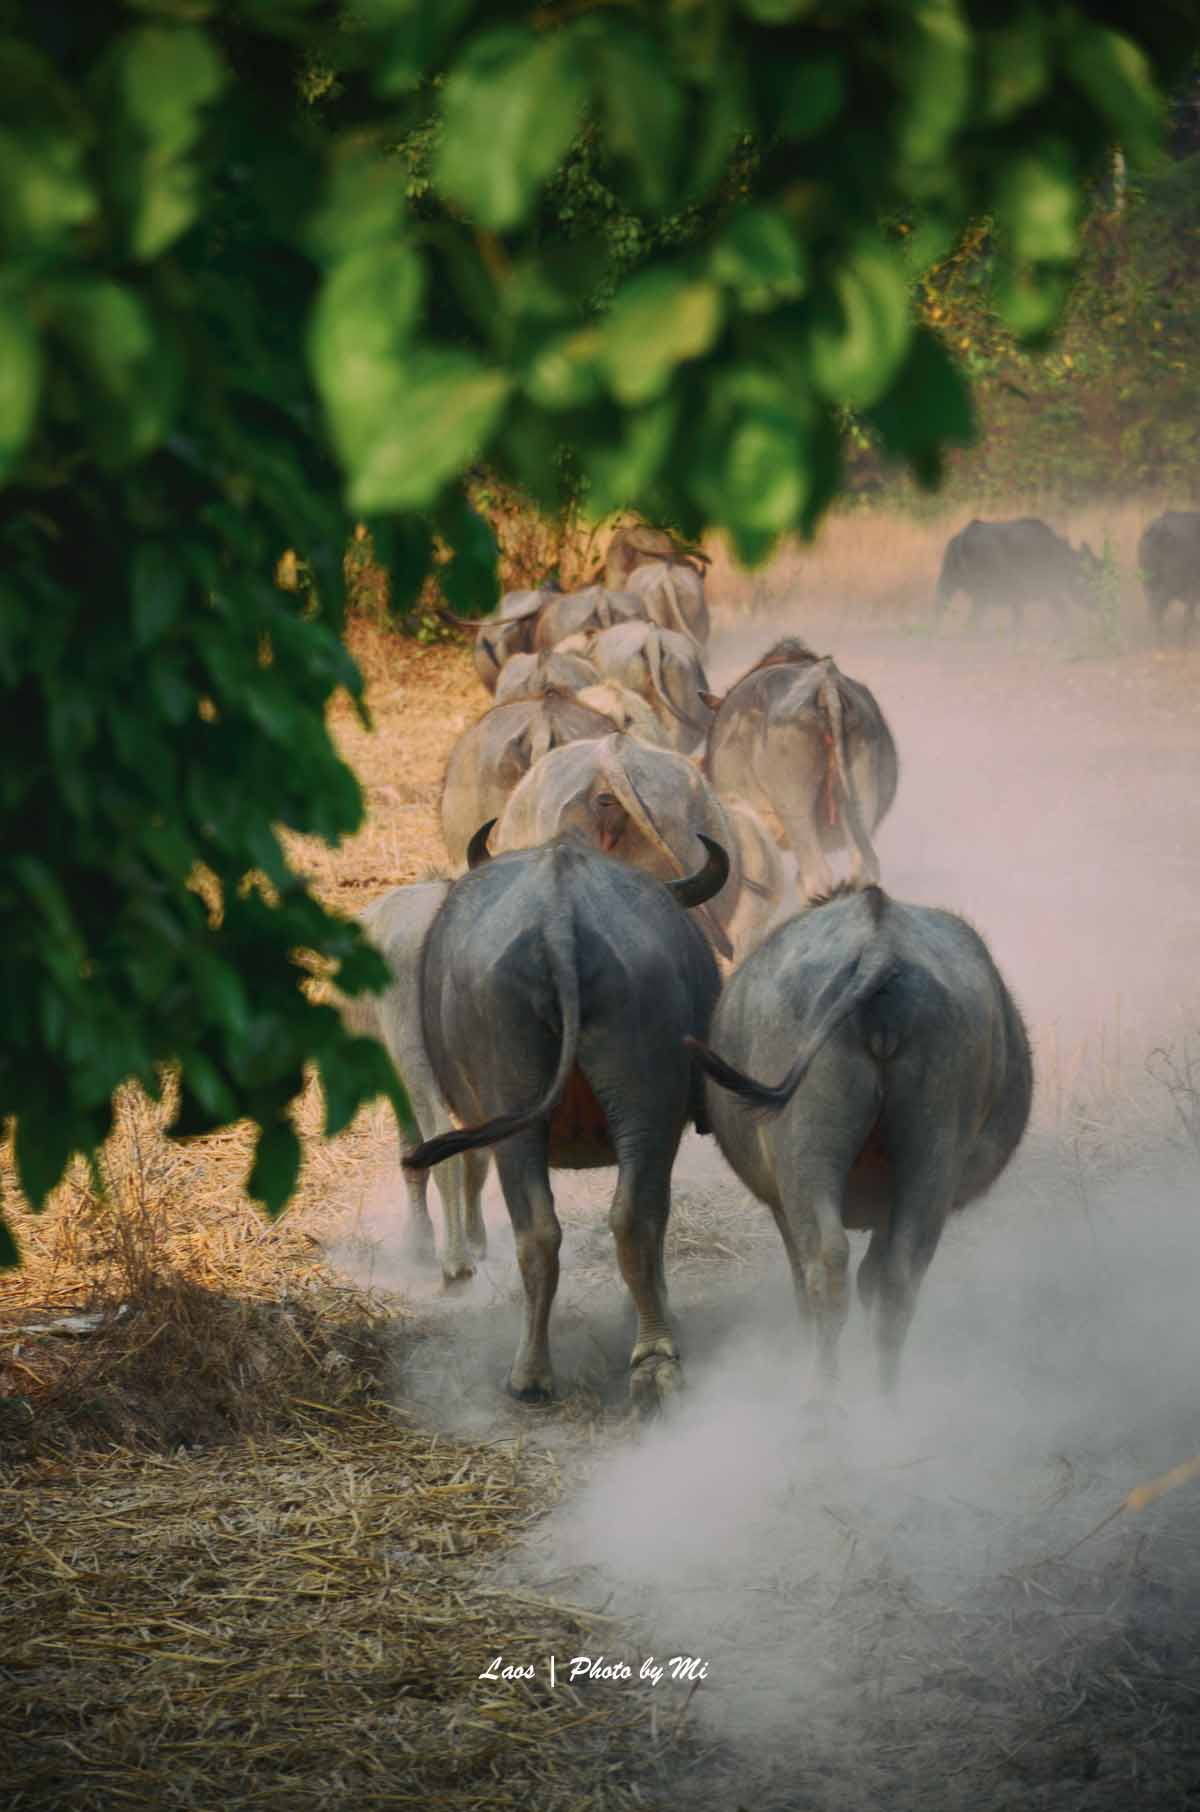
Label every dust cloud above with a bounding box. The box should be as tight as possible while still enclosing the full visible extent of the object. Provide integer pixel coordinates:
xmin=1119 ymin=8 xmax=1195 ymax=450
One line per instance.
xmin=335 ymin=555 xmax=1200 ymax=1805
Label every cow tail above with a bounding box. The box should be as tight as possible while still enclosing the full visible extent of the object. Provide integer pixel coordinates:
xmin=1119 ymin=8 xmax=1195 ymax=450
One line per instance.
xmin=818 ymin=670 xmax=880 ymax=884
xmin=685 ymin=927 xmax=898 ymax=1113
xmin=404 ymin=863 xmax=580 ymax=1170
xmin=641 ymin=627 xmax=695 ymax=732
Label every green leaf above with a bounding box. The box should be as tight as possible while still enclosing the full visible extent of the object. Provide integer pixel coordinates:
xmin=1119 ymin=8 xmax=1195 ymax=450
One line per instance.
xmin=307 ymin=136 xmax=409 ymax=264
xmin=116 ymin=24 xmax=226 ymax=148
xmin=309 ymin=243 xmax=424 ymax=415
xmin=436 ymin=493 xmax=500 ymax=617
xmin=600 ymin=270 xmax=724 ymax=405
xmin=0 ymin=124 xmax=95 ymax=250
xmin=0 ymin=1216 xmax=19 ymax=1270
xmin=48 ymin=281 xmax=178 ymax=467
xmin=342 ymin=350 xmax=510 ymax=513
xmin=809 ymin=242 xmax=913 ymax=409
xmin=14 ymin=1105 xmax=75 ymax=1209
xmin=894 ymin=0 xmax=971 ymax=168
xmin=435 ymin=26 xmax=587 ymax=230
xmin=866 ymin=328 xmax=974 ymax=466
xmin=774 ymin=56 xmax=843 ymax=139
xmin=979 ymin=17 xmax=1049 ymax=124
xmin=132 ymin=543 xmax=188 ymax=646
xmin=688 ymin=370 xmax=810 ymax=555
xmin=248 ymin=1117 xmax=303 ymax=1218
xmin=110 ymin=24 xmax=227 ymax=257
xmin=582 ymin=396 xmax=680 ymax=519
xmin=584 ymin=20 xmax=684 ymax=214
xmin=710 ymin=207 xmax=808 ymax=310
xmin=997 ymin=150 xmax=1079 ymax=266
xmin=0 ymin=292 xmax=40 ymax=482
xmin=523 ymin=325 xmax=604 ymax=411
xmin=1065 ymin=26 xmax=1163 ymax=169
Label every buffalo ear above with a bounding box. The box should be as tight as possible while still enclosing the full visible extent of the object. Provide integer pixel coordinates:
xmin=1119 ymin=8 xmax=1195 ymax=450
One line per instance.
xmin=466 ymin=820 xmax=497 ymax=867
xmin=698 ymin=690 xmax=723 ymax=713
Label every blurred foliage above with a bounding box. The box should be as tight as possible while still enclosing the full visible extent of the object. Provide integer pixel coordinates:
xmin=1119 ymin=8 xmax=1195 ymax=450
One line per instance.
xmin=1 ymin=0 xmax=1197 ymax=1253
xmin=872 ymin=145 xmax=1200 ymax=504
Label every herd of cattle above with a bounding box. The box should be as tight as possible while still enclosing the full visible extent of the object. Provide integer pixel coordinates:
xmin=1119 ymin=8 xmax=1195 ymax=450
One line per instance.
xmin=344 ymin=509 xmax=1196 ymax=1414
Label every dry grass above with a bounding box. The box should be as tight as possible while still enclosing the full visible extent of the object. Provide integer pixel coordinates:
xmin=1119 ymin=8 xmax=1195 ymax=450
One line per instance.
xmin=1 ymin=1402 xmax=723 ymax=1811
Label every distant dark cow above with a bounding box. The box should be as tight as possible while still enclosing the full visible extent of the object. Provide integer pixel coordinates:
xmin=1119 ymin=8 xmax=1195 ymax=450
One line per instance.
xmin=405 ymin=836 xmax=726 ymax=1410
xmin=936 ymin=517 xmax=1102 ymax=625
xmin=688 ymin=885 xmax=1032 ymax=1393
xmin=1138 ymin=510 xmax=1200 ymax=637
xmin=705 ymin=640 xmax=898 ymax=899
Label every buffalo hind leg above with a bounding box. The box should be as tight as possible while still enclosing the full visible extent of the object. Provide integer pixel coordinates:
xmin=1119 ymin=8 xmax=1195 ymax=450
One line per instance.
xmin=463 ymin=1148 xmax=489 ymax=1262
xmin=609 ymin=1151 xmax=682 ymax=1414
xmin=495 ymin=1133 xmax=561 ymax=1403
xmin=871 ymin=1157 xmax=955 ymax=1395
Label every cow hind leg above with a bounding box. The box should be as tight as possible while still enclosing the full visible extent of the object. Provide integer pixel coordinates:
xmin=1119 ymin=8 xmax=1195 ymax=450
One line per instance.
xmin=463 ymin=1149 xmax=489 ymax=1260
xmin=494 ymin=1132 xmax=561 ymax=1403
xmin=869 ymin=1142 xmax=957 ymax=1395
xmin=771 ymin=1062 xmax=878 ymax=1388
xmin=608 ymin=1150 xmax=683 ymax=1415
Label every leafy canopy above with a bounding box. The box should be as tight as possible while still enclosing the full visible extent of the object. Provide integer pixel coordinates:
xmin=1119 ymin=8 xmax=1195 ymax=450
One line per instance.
xmin=1 ymin=0 xmax=1195 ymax=1258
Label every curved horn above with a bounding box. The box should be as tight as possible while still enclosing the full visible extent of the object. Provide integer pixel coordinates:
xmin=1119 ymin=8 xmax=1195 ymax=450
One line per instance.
xmin=466 ymin=820 xmax=497 ymax=868
xmin=666 ymin=834 xmax=730 ymax=909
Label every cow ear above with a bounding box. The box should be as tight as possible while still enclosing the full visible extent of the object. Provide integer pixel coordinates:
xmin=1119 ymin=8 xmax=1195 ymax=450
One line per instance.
xmin=698 ymin=690 xmax=723 ymax=712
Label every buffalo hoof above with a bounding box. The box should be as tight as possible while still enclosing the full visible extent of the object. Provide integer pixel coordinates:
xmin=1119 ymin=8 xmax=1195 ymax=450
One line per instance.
xmin=439 ymin=1258 xmax=476 ymax=1289
xmin=630 ymin=1353 xmax=684 ymax=1418
xmin=506 ymin=1377 xmax=555 ymax=1406
xmin=402 ymin=1224 xmax=440 ymax=1270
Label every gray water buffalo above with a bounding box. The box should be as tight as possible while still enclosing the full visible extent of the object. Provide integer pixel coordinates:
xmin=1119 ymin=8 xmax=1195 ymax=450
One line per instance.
xmin=603 ymin=523 xmax=709 ymax=595
xmin=342 ymin=882 xmax=488 ymax=1282
xmin=724 ymin=799 xmax=787 ymax=959
xmin=1138 ymin=510 xmax=1200 ymax=638
xmin=705 ymin=640 xmax=898 ymax=899
xmin=440 ymin=690 xmax=616 ymax=868
xmin=490 ymin=731 xmax=743 ymax=960
xmin=687 ymin=884 xmax=1032 ymax=1393
xmin=532 ymin=585 xmax=647 ymax=653
xmin=624 ymin=560 xmax=710 ymax=647
xmin=494 ymin=647 xmax=600 ymax=705
xmin=562 ymin=621 xmax=713 ymax=752
xmin=576 ymin=682 xmax=674 ymax=747
xmin=935 ymin=518 xmax=1103 ymax=625
xmin=473 ymin=588 xmax=559 ymax=692
xmin=405 ymin=836 xmax=726 ymax=1409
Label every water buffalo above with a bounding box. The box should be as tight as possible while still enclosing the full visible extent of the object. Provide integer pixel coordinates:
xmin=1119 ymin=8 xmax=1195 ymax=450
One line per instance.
xmin=624 ymin=560 xmax=710 ymax=647
xmin=562 ymin=621 xmax=713 ymax=752
xmin=935 ymin=518 xmax=1103 ymax=625
xmin=473 ymin=588 xmax=559 ymax=693
xmin=687 ymin=884 xmax=1032 ymax=1393
xmin=494 ymin=647 xmax=600 ymax=706
xmin=576 ymin=682 xmax=675 ymax=748
xmin=440 ymin=690 xmax=616 ymax=868
xmin=1138 ymin=510 xmax=1200 ymax=638
xmin=531 ymin=585 xmax=647 ymax=653
xmin=724 ymin=799 xmax=787 ymax=959
xmin=705 ymin=640 xmax=898 ymax=899
xmin=342 ymin=881 xmax=488 ymax=1282
xmin=604 ymin=522 xmax=709 ymax=593
xmin=489 ymin=731 xmax=743 ymax=960
xmin=405 ymin=836 xmax=727 ymax=1409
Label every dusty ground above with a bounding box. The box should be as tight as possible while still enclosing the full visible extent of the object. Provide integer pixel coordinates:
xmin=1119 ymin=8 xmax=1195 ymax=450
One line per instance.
xmin=4 ymin=500 xmax=1200 ymax=1809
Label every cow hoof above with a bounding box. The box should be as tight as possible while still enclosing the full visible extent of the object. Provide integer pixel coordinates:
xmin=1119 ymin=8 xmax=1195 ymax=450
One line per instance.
xmin=506 ymin=1377 xmax=555 ymax=1406
xmin=630 ymin=1354 xmax=684 ymax=1418
xmin=440 ymin=1260 xmax=476 ymax=1289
